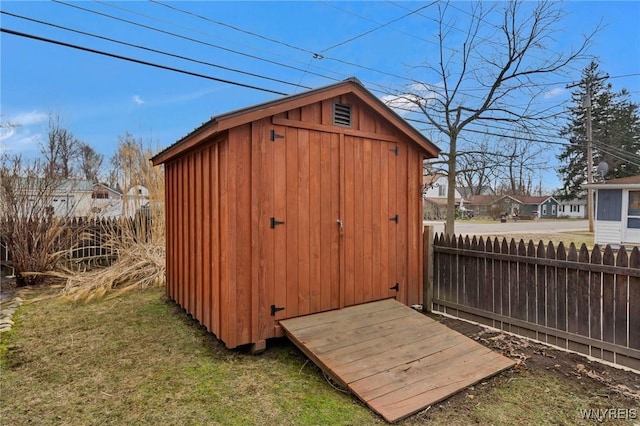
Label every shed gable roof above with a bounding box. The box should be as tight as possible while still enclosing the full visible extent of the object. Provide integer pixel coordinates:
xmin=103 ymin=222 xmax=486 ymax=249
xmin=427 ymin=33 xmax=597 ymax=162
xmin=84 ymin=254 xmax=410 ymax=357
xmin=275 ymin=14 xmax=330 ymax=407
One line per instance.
xmin=152 ymin=78 xmax=440 ymax=165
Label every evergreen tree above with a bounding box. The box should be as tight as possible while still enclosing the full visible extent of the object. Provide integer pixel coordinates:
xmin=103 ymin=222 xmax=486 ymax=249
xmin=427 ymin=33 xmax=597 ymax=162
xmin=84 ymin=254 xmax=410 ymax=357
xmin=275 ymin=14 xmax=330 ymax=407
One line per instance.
xmin=557 ymin=61 xmax=640 ymax=199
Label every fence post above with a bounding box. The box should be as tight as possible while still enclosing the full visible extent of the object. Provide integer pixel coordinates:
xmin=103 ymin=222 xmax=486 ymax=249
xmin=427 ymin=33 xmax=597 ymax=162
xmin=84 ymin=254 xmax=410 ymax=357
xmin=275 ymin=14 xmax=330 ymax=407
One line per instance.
xmin=423 ymin=225 xmax=434 ymax=313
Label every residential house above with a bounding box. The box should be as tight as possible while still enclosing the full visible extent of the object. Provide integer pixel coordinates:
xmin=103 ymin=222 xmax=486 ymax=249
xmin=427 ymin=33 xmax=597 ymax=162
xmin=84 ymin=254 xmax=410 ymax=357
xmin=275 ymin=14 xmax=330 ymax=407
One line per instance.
xmin=466 ymin=194 xmax=559 ymax=219
xmin=422 ymin=174 xmax=465 ymax=219
xmin=557 ymin=198 xmax=587 ymax=219
xmin=466 ymin=195 xmax=521 ymax=219
xmin=13 ymin=178 xmax=149 ymax=218
xmin=587 ymin=175 xmax=640 ymax=246
xmin=515 ymin=195 xmax=559 ymax=218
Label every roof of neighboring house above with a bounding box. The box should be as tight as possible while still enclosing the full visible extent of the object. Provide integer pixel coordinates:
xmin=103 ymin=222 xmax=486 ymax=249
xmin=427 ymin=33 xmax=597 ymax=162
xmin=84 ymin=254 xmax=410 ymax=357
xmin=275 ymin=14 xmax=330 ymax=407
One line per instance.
xmin=152 ymin=78 xmax=440 ymax=165
xmin=587 ymin=175 xmax=640 ymax=189
xmin=458 ymin=186 xmax=494 ymax=199
xmin=512 ymin=195 xmax=557 ymax=205
xmin=423 ymin=173 xmax=446 ymax=187
xmin=465 ymin=195 xmax=507 ymax=206
xmin=14 ymin=178 xmax=96 ymax=194
xmin=466 ymin=194 xmax=556 ymax=206
xmin=95 ymin=183 xmax=122 ymax=195
xmin=424 ymin=197 xmax=462 ymax=207
xmin=558 ymin=198 xmax=587 ymax=205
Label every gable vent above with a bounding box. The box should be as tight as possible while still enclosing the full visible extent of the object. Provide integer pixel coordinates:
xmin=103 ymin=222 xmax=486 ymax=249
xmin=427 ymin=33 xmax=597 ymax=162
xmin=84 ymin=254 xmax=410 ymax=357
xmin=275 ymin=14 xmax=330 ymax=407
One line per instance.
xmin=333 ymin=102 xmax=352 ymax=127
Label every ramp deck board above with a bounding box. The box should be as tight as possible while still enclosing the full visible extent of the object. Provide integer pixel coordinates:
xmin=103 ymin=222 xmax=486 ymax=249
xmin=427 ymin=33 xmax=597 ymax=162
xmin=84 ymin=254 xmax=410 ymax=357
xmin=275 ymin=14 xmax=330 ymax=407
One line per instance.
xmin=279 ymin=299 xmax=515 ymax=423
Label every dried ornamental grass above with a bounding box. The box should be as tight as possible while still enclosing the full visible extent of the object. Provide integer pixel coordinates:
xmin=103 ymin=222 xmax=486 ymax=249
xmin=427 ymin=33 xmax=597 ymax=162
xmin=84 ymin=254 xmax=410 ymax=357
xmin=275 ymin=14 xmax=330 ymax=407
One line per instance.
xmin=59 ymin=237 xmax=165 ymax=302
xmin=54 ymin=136 xmax=166 ymax=302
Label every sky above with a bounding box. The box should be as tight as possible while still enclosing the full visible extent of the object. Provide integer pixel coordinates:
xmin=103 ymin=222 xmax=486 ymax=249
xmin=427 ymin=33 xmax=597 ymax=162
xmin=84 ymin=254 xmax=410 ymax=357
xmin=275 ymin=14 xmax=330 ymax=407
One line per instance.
xmin=1 ymin=1 xmax=639 ymax=192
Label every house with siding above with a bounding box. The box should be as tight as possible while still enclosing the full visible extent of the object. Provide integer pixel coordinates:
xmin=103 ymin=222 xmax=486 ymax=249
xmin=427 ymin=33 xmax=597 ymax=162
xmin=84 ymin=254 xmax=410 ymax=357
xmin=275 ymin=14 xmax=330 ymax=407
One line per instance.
xmin=515 ymin=195 xmax=559 ymax=218
xmin=587 ymin=175 xmax=640 ymax=246
xmin=422 ymin=174 xmax=465 ymax=219
xmin=466 ymin=194 xmax=521 ymax=219
xmin=557 ymin=198 xmax=587 ymax=219
xmin=466 ymin=194 xmax=559 ymax=219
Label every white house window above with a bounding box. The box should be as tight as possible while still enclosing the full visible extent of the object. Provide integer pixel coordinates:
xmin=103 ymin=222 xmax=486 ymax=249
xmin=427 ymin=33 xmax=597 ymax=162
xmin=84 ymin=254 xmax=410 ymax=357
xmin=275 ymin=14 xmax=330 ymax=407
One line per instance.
xmin=628 ymin=191 xmax=640 ymax=229
xmin=542 ymin=205 xmax=547 ymax=215
xmin=551 ymin=205 xmax=556 ymax=215
xmin=438 ymin=185 xmax=446 ymax=197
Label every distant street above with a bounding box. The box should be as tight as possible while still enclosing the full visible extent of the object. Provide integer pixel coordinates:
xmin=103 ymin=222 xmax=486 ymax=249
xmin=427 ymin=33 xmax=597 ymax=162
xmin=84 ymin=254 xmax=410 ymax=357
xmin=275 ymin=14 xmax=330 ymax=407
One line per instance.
xmin=423 ymin=220 xmax=589 ymax=236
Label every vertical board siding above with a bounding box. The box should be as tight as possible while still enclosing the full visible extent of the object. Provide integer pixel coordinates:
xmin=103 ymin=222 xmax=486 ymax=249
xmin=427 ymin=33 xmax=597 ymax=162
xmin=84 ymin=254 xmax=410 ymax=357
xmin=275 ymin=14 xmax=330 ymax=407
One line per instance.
xmin=297 ymin=129 xmax=311 ymax=315
xmin=284 ymin=125 xmax=300 ymax=320
xmin=195 ymin=150 xmax=203 ymax=323
xmin=188 ymin=154 xmax=196 ymax=316
xmin=329 ymin=133 xmax=341 ymax=310
xmin=218 ymin=139 xmax=232 ymax=347
xmin=211 ymin=143 xmax=221 ymax=338
xmin=161 ymin=98 xmax=429 ymax=349
xmin=308 ymin=130 xmax=322 ymax=314
xmin=432 ymin=235 xmax=640 ymax=370
xmin=252 ymin=118 xmax=275 ymax=343
xmin=362 ymin=139 xmax=373 ymax=304
xmin=233 ymin=125 xmax=253 ymax=344
xmin=273 ymin=123 xmax=288 ymax=322
xmin=201 ymin=147 xmax=212 ymax=332
xmin=343 ymin=135 xmax=356 ymax=307
xmin=395 ymin=141 xmax=408 ymax=305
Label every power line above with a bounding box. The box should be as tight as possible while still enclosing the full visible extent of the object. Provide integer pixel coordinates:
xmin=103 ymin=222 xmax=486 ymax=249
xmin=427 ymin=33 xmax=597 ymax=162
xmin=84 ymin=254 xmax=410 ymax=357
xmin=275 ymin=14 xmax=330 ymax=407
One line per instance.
xmin=144 ymin=0 xmax=420 ymax=84
xmin=1 ymin=10 xmax=312 ymax=90
xmin=99 ymin=0 xmax=349 ymax=82
xmin=0 ymin=27 xmax=290 ymax=96
xmin=61 ymin=0 xmax=640 ymax=99
xmin=148 ymin=0 xmax=319 ymax=57
xmin=51 ymin=0 xmax=340 ymax=83
xmin=319 ymin=2 xmax=435 ymax=53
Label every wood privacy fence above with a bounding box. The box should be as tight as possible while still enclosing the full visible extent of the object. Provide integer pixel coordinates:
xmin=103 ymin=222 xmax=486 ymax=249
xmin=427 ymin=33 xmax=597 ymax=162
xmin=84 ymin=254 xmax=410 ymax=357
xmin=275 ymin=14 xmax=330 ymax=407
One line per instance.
xmin=428 ymin=232 xmax=640 ymax=371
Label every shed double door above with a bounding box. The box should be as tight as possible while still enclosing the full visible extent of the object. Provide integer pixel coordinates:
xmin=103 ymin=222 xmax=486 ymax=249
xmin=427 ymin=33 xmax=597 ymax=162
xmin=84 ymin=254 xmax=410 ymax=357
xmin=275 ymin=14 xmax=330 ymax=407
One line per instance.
xmin=262 ymin=125 xmax=409 ymax=325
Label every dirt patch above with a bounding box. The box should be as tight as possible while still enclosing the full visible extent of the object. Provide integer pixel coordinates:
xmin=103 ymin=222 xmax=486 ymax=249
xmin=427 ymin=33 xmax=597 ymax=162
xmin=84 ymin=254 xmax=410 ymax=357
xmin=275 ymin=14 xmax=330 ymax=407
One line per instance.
xmin=0 ymin=276 xmax=17 ymax=303
xmin=410 ymin=314 xmax=640 ymax=425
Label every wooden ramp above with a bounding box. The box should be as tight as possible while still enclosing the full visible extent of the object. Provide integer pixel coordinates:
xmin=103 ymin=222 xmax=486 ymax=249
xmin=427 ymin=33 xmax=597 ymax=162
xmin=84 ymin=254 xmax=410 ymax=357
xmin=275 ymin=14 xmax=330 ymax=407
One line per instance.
xmin=279 ymin=299 xmax=515 ymax=423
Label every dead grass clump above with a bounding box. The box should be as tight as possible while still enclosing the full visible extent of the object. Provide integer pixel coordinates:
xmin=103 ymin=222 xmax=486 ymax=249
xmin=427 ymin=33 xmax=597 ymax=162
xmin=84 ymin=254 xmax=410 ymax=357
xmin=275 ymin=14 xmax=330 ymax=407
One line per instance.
xmin=54 ymin=135 xmax=166 ymax=302
xmin=59 ymin=235 xmax=165 ymax=302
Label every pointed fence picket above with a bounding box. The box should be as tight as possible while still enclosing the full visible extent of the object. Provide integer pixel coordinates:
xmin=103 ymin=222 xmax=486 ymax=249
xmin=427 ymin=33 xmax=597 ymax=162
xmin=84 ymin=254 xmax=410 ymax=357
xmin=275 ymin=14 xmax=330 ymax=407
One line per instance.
xmin=431 ymin=232 xmax=640 ymax=371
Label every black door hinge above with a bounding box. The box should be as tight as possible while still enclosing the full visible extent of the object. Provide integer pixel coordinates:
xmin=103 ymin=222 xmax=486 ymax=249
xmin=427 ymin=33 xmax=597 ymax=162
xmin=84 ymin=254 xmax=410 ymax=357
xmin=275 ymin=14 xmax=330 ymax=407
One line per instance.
xmin=390 ymin=283 xmax=399 ymax=291
xmin=271 ymin=305 xmax=285 ymax=316
xmin=389 ymin=214 xmax=399 ymax=223
xmin=270 ymin=217 xmax=285 ymax=228
xmin=270 ymin=129 xmax=284 ymax=141
xmin=390 ymin=146 xmax=399 ymax=156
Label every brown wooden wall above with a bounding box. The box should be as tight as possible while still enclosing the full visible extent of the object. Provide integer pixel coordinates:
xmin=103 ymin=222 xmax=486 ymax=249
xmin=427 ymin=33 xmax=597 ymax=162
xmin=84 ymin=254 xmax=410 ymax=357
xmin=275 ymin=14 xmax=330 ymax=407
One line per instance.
xmin=164 ymin=94 xmax=426 ymax=349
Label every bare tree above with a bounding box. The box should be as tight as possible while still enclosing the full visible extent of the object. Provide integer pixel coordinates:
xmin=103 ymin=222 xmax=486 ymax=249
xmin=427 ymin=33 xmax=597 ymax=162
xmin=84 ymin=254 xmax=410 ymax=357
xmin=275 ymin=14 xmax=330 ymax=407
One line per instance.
xmin=455 ymin=139 xmax=497 ymax=197
xmin=40 ymin=113 xmax=80 ymax=178
xmin=0 ymin=155 xmax=85 ymax=286
xmin=78 ymin=142 xmax=104 ymax=182
xmin=390 ymin=1 xmax=595 ymax=235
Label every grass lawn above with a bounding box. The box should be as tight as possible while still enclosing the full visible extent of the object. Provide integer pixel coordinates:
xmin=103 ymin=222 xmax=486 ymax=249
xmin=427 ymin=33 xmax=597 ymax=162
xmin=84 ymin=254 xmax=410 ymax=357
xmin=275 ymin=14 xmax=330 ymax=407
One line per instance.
xmin=2 ymin=287 xmax=638 ymax=425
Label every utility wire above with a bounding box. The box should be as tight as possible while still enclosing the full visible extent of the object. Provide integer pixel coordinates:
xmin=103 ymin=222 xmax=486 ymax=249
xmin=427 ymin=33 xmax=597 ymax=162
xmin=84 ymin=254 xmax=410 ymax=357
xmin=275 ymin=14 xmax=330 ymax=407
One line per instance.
xmin=0 ymin=27 xmax=290 ymax=96
xmin=100 ymin=0 xmax=348 ymax=81
xmin=149 ymin=0 xmax=319 ymax=57
xmin=146 ymin=0 xmax=419 ymax=83
xmin=319 ymin=2 xmax=435 ymax=53
xmin=61 ymin=0 xmax=640 ymax=98
xmin=1 ymin=11 xmax=312 ymax=90
xmin=51 ymin=0 xmax=340 ymax=82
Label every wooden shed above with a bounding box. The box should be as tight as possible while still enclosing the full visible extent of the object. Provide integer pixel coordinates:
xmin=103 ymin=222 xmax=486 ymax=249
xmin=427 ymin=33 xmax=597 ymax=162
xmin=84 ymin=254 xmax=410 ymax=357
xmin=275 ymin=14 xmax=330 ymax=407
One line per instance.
xmin=152 ymin=78 xmax=440 ymax=350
